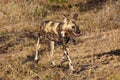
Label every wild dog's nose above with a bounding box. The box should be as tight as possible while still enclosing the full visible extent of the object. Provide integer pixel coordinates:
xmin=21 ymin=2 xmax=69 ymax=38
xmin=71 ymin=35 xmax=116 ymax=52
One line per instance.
xmin=75 ymin=26 xmax=81 ymax=34
xmin=77 ymin=29 xmax=81 ymax=34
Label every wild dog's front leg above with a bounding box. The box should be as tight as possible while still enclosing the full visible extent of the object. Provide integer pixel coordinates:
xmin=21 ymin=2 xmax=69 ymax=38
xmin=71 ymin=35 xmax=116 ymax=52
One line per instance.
xmin=35 ymin=37 xmax=41 ymax=61
xmin=61 ymin=31 xmax=75 ymax=71
xmin=50 ymin=41 xmax=55 ymax=65
xmin=62 ymin=46 xmax=75 ymax=71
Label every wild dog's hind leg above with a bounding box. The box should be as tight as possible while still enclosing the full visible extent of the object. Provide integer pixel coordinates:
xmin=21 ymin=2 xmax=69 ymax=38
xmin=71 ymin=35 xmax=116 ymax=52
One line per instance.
xmin=50 ymin=41 xmax=55 ymax=65
xmin=35 ymin=37 xmax=41 ymax=61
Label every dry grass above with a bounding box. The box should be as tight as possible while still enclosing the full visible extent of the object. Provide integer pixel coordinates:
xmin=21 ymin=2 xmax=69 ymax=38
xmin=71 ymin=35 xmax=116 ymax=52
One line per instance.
xmin=0 ymin=0 xmax=120 ymax=80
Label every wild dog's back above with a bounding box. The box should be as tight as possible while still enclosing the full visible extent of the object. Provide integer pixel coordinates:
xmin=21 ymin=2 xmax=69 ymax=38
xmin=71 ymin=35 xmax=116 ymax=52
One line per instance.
xmin=39 ymin=20 xmax=64 ymax=42
xmin=40 ymin=20 xmax=63 ymax=35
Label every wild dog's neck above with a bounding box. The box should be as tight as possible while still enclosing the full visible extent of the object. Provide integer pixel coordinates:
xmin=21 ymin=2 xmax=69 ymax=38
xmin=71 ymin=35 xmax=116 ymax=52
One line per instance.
xmin=62 ymin=23 xmax=68 ymax=31
xmin=57 ymin=22 xmax=64 ymax=31
xmin=57 ymin=22 xmax=70 ymax=36
xmin=62 ymin=22 xmax=73 ymax=31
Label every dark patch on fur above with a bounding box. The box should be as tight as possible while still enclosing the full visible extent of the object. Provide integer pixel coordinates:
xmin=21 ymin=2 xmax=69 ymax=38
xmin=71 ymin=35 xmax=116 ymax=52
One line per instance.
xmin=50 ymin=22 xmax=55 ymax=27
xmin=44 ymin=20 xmax=50 ymax=24
xmin=57 ymin=22 xmax=64 ymax=34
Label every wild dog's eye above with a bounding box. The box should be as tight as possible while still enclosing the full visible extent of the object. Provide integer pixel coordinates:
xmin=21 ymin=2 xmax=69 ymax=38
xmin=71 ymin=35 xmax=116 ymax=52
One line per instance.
xmin=72 ymin=26 xmax=75 ymax=29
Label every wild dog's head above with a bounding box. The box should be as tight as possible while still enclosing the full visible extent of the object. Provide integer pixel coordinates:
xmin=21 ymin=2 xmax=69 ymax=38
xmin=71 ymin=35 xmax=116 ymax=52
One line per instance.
xmin=62 ymin=14 xmax=81 ymax=37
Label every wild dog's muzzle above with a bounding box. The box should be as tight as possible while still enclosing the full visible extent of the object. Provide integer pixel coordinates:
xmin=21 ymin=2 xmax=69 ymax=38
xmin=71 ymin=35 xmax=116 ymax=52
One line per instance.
xmin=72 ymin=29 xmax=81 ymax=37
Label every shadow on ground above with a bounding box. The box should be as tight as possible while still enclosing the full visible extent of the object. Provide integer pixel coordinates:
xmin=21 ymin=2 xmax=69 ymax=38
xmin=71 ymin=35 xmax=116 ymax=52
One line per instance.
xmin=96 ymin=49 xmax=120 ymax=57
xmin=74 ymin=0 xmax=107 ymax=12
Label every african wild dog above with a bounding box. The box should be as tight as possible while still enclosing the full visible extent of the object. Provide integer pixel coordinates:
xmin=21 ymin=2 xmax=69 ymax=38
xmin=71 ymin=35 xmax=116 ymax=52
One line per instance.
xmin=35 ymin=14 xmax=81 ymax=71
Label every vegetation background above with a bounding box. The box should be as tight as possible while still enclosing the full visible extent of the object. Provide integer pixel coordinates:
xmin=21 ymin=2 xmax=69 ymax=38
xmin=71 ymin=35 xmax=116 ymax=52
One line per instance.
xmin=0 ymin=0 xmax=120 ymax=80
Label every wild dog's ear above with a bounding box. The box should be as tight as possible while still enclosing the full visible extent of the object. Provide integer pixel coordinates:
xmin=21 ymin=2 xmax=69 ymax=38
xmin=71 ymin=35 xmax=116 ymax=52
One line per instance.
xmin=73 ymin=13 xmax=78 ymax=21
xmin=63 ymin=15 xmax=69 ymax=23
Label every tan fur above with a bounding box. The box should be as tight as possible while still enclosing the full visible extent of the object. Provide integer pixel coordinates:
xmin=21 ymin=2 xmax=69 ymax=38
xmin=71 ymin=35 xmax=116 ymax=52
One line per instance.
xmin=62 ymin=20 xmax=75 ymax=31
xmin=51 ymin=23 xmax=59 ymax=35
xmin=44 ymin=22 xmax=59 ymax=35
xmin=44 ymin=21 xmax=52 ymax=33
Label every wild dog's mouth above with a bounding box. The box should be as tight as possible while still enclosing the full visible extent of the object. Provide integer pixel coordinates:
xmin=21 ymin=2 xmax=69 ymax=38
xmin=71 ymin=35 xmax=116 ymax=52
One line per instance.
xmin=72 ymin=32 xmax=80 ymax=37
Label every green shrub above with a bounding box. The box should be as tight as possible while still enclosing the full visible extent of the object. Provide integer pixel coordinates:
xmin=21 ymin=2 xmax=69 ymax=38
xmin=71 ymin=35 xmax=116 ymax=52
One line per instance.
xmin=34 ymin=6 xmax=43 ymax=17
xmin=47 ymin=0 xmax=67 ymax=8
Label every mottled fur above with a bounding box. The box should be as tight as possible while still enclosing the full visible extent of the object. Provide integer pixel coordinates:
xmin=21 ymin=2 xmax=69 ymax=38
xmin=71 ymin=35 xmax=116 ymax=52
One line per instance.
xmin=35 ymin=14 xmax=80 ymax=71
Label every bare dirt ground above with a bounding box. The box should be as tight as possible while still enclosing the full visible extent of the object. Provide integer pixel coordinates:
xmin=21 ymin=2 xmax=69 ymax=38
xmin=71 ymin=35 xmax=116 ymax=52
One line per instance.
xmin=0 ymin=25 xmax=120 ymax=80
xmin=0 ymin=0 xmax=120 ymax=80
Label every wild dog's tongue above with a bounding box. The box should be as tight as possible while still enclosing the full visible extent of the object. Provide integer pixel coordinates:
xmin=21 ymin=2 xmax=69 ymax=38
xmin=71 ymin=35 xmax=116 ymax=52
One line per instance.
xmin=73 ymin=32 xmax=80 ymax=37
